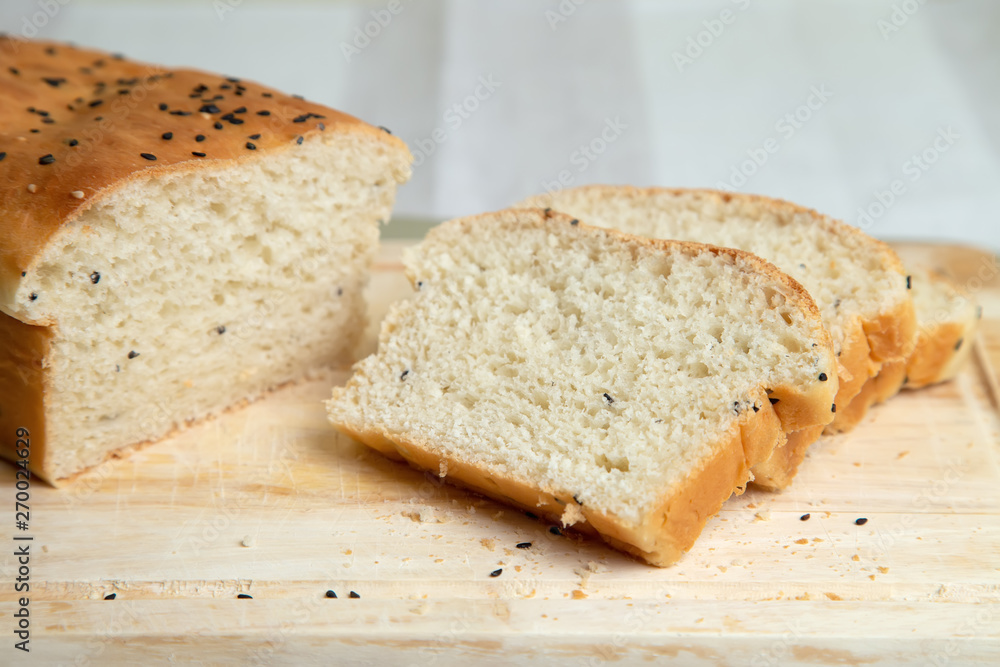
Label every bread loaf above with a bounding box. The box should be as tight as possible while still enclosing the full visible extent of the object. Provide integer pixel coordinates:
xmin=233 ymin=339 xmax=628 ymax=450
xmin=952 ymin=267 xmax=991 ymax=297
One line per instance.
xmin=0 ymin=38 xmax=412 ymax=484
xmin=520 ymin=186 xmax=916 ymax=488
xmin=327 ymin=208 xmax=837 ymax=566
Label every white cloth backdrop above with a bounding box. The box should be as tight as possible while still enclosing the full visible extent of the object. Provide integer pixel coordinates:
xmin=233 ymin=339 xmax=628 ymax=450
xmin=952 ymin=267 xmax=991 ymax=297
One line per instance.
xmin=3 ymin=0 xmax=997 ymax=249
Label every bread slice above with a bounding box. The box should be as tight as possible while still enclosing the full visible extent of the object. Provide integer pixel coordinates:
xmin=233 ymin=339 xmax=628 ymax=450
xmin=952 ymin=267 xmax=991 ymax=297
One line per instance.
xmin=520 ymin=186 xmax=915 ymax=487
xmin=326 ymin=208 xmax=837 ymax=566
xmin=903 ymin=267 xmax=981 ymax=388
xmin=0 ymin=38 xmax=412 ymax=484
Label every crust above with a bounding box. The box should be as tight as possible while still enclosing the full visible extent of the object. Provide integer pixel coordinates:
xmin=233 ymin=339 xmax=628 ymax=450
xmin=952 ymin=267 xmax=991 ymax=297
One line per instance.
xmin=332 ymin=388 xmax=787 ymax=567
xmin=905 ymin=321 xmax=980 ymax=389
xmin=825 ymin=295 xmax=917 ymax=433
xmin=0 ymin=310 xmax=52 ymax=480
xmin=327 ymin=208 xmax=840 ymax=565
xmin=750 ymin=425 xmax=825 ymax=491
xmin=0 ymin=36 xmax=410 ymax=317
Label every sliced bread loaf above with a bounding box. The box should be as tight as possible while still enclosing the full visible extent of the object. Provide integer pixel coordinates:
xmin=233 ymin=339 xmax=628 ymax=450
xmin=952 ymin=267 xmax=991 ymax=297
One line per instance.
xmin=0 ymin=38 xmax=412 ymax=484
xmin=520 ymin=186 xmax=916 ymax=487
xmin=327 ymin=208 xmax=837 ymax=566
xmin=903 ymin=268 xmax=981 ymax=388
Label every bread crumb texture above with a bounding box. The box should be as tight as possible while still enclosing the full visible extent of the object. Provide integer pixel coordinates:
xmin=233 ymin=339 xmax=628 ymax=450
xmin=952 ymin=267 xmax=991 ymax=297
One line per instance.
xmin=329 ymin=210 xmax=835 ymax=530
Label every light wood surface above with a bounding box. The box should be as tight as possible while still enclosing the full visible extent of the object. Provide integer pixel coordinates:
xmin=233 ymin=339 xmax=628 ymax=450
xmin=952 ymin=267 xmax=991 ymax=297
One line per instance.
xmin=1 ymin=241 xmax=998 ymax=665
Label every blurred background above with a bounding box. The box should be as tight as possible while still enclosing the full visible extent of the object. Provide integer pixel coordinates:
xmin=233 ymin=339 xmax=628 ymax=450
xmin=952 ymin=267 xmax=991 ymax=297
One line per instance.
xmin=2 ymin=0 xmax=997 ymax=249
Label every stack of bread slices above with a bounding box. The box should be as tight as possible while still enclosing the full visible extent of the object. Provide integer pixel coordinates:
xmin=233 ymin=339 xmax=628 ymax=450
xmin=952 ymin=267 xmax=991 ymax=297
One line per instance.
xmin=327 ymin=188 xmax=980 ymax=567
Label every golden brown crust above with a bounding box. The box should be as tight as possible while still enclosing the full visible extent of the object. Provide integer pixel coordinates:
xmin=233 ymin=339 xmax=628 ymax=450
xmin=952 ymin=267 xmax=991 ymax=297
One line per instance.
xmin=0 ymin=36 xmax=407 ymax=315
xmin=0 ymin=310 xmax=52 ymax=480
xmin=903 ymin=269 xmax=981 ymax=388
xmin=331 ymin=390 xmax=787 ymax=567
xmin=750 ymin=424 xmax=825 ymax=491
xmin=328 ymin=208 xmax=839 ymax=566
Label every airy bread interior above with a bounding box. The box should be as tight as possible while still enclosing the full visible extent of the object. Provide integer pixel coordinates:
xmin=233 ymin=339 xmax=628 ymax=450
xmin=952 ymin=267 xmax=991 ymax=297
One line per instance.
xmin=328 ymin=209 xmax=835 ymax=533
xmin=14 ymin=132 xmax=409 ymax=482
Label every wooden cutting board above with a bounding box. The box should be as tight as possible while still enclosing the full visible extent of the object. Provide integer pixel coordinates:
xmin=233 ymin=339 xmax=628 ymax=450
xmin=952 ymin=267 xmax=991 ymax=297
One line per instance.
xmin=2 ymin=241 xmax=998 ymax=666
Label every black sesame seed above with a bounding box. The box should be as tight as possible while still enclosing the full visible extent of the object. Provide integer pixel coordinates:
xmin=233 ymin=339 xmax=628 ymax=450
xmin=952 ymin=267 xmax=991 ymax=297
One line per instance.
xmin=158 ymin=103 xmax=168 ymax=111
xmin=245 ymin=142 xmax=256 ymax=150
xmin=217 ymin=325 xmax=226 ymax=334
xmin=0 ymin=152 xmax=5 ymax=161
xmin=752 ymin=404 xmax=759 ymax=413
xmin=954 ymin=338 xmax=963 ymax=351
xmin=549 ymin=526 xmax=562 ymax=536
xmin=818 ymin=373 xmax=828 ymax=382
xmin=140 ymin=153 xmax=157 ymax=161
xmin=162 ymin=132 xmax=173 ymax=140
xmin=262 ymin=92 xmax=273 ymax=98
xmin=199 ymin=104 xmax=220 ymax=114
xmin=192 ymin=152 xmax=206 ymax=157
xmin=906 ymin=275 xmax=911 ymax=290
xmin=317 ymin=123 xmax=325 ymax=131
xmin=39 ymin=154 xmax=55 ymax=165
xmin=336 ymin=287 xmax=343 ymax=296
xmin=525 ymin=511 xmax=538 ymax=520
xmin=325 ymin=590 xmax=337 ymax=598
xmin=831 ymin=403 xmax=837 ymax=413
xmin=226 ymin=77 xmax=240 ymax=83
xmin=296 ymin=136 xmax=304 ymax=145
xmin=603 ymin=392 xmax=614 ymax=404
xmin=9 ymin=67 xmax=20 ymax=75
xmin=349 ymin=591 xmax=360 ymax=598
xmin=292 ymin=114 xmax=309 ymax=123
xmin=292 ymin=94 xmax=304 ymax=100
xmin=800 ymin=513 xmax=811 ymax=521
xmin=170 ymin=110 xmax=191 ymax=116
xmin=516 ymin=542 xmax=532 ymax=549
xmin=29 ymin=293 xmax=38 ymax=301
xmin=88 ymin=99 xmax=103 ymax=108
xmin=128 ymin=350 xmax=139 ymax=359
xmin=769 ymin=397 xmax=780 ymax=405
xmin=220 ymin=84 xmax=232 ymax=90
xmin=45 ymin=47 xmax=56 ymax=55
xmin=233 ymin=106 xmax=246 ymax=114
xmin=378 ymin=125 xmax=392 ymax=134
xmin=42 ymin=77 xmax=65 ymax=88
xmin=111 ymin=53 xmax=124 ymax=60
xmin=104 ymin=593 xmax=116 ymax=600
xmin=20 ymin=272 xmax=25 ymax=277
xmin=490 ymin=569 xmax=503 ymax=578
xmin=41 ymin=118 xmax=54 ymax=124
xmin=570 ymin=219 xmax=579 ymax=226
xmin=68 ymin=139 xmax=79 ymax=146
xmin=90 ymin=272 xmax=100 ymax=284
xmin=195 ymin=134 xmax=205 ymax=142
xmin=543 ymin=207 xmax=552 ymax=216
xmin=237 ymin=594 xmax=252 ymax=599
xmin=855 ymin=518 xmax=868 ymax=525
xmin=257 ymin=110 xmax=270 ymax=116
xmin=248 ymin=133 xmax=261 ymax=140
xmin=400 ymin=369 xmax=409 ymax=380
xmin=30 ymin=129 xmax=40 ymax=134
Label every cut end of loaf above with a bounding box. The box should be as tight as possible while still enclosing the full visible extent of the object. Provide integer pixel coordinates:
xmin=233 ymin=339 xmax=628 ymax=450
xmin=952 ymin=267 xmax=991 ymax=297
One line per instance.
xmin=328 ymin=208 xmax=838 ymax=565
xmin=2 ymin=129 xmax=411 ymax=483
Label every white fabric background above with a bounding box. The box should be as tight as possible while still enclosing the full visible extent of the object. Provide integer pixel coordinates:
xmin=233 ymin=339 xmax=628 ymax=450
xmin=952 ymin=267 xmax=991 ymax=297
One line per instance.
xmin=3 ymin=0 xmax=997 ymax=249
